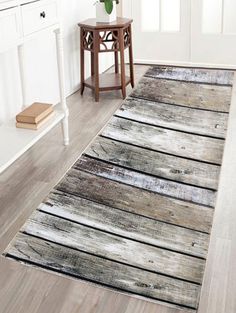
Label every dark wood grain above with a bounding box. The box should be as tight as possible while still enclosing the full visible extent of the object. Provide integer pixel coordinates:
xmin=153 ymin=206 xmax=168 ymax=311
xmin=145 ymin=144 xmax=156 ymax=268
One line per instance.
xmin=84 ymin=74 xmax=131 ymax=91
xmin=79 ymin=19 xmax=134 ymax=101
xmin=128 ymin=24 xmax=135 ymax=88
xmin=80 ymin=28 xmax=85 ymax=95
xmin=56 ymin=169 xmax=214 ymax=233
xmin=94 ymin=30 xmax=100 ymax=102
xmin=8 ymin=233 xmax=200 ymax=309
xmin=86 ymin=136 xmax=220 ymax=189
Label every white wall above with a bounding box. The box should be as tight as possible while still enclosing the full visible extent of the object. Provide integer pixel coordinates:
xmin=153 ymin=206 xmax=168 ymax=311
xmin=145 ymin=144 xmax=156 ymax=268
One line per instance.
xmin=0 ymin=0 xmax=113 ymax=124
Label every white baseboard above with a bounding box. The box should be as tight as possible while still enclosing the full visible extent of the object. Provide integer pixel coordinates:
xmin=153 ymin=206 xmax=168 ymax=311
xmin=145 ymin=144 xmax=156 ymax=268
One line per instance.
xmin=66 ymin=85 xmax=80 ymax=99
xmin=134 ymin=59 xmax=236 ymax=70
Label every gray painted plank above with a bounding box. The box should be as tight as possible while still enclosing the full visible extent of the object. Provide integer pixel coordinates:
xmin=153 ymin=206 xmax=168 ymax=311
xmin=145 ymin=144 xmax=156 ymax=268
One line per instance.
xmin=56 ymin=169 xmax=214 ymax=233
xmin=74 ymin=156 xmax=216 ymax=207
xmin=8 ymin=233 xmax=200 ymax=309
xmin=145 ymin=66 xmax=234 ymax=85
xmin=116 ymin=96 xmax=228 ymax=139
xmin=22 ymin=209 xmax=205 ymax=283
xmin=102 ymin=116 xmax=224 ymax=164
xmin=131 ymin=77 xmax=232 ymax=112
xmin=85 ymin=136 xmax=220 ymax=190
xmin=43 ymin=190 xmax=209 ymax=258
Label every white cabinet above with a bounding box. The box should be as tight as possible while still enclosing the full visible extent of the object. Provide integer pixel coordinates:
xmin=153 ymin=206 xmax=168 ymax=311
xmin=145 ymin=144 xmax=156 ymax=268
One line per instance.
xmin=21 ymin=0 xmax=59 ymax=36
xmin=0 ymin=7 xmax=21 ymax=50
xmin=0 ymin=0 xmax=69 ymax=173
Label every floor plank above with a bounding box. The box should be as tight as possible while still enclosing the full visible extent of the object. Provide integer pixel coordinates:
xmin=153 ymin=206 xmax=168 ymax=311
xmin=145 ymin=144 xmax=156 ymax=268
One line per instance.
xmin=56 ymin=169 xmax=214 ymax=234
xmin=40 ymin=192 xmax=209 ymax=258
xmin=22 ymin=209 xmax=205 ymax=283
xmin=74 ymin=156 xmax=216 ymax=207
xmin=85 ymin=136 xmax=220 ymax=189
xmin=116 ymin=96 xmax=228 ymax=138
xmin=102 ymin=116 xmax=224 ymax=164
xmin=145 ymin=66 xmax=234 ymax=85
xmin=132 ymin=77 xmax=232 ymax=112
xmin=7 ymin=233 xmax=200 ymax=309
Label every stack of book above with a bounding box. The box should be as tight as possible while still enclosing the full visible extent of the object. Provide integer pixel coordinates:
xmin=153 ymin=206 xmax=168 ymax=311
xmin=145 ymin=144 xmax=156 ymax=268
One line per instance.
xmin=16 ymin=103 xmax=54 ymax=130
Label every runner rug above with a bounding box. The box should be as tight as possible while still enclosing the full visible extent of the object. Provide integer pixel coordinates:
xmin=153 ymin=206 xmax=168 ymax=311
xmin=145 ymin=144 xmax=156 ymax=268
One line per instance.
xmin=4 ymin=66 xmax=234 ymax=311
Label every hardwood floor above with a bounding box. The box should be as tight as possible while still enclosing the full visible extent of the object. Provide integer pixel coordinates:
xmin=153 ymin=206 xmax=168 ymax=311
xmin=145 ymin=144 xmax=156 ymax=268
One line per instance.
xmin=0 ymin=256 xmax=186 ymax=313
xmin=0 ymin=65 xmax=236 ymax=313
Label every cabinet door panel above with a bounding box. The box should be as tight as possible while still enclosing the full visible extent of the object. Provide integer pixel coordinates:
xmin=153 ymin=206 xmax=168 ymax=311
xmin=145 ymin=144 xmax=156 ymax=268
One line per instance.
xmin=0 ymin=7 xmax=21 ymax=51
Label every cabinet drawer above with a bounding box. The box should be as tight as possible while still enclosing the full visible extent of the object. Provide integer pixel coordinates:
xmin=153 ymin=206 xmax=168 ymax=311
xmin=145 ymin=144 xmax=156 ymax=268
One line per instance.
xmin=0 ymin=1 xmax=18 ymax=11
xmin=0 ymin=7 xmax=20 ymax=50
xmin=21 ymin=0 xmax=59 ymax=36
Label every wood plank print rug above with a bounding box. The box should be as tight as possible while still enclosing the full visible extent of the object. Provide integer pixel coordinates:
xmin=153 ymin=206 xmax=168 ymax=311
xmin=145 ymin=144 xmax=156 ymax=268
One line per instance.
xmin=4 ymin=66 xmax=234 ymax=311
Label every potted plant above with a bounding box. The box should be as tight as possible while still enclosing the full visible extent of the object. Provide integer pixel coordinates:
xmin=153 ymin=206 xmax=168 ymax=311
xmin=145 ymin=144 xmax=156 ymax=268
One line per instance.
xmin=96 ymin=0 xmax=119 ymax=23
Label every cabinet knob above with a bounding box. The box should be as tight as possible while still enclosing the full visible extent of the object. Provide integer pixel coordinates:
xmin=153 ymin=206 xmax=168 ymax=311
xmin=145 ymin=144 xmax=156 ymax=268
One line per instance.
xmin=40 ymin=11 xmax=46 ymax=18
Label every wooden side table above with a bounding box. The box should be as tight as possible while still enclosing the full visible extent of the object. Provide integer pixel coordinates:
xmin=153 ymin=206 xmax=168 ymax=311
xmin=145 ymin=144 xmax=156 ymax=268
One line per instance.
xmin=78 ymin=18 xmax=134 ymax=102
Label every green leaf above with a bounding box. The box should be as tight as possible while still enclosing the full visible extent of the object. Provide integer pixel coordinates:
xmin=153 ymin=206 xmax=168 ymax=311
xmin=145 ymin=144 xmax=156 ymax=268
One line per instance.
xmin=104 ymin=0 xmax=113 ymax=14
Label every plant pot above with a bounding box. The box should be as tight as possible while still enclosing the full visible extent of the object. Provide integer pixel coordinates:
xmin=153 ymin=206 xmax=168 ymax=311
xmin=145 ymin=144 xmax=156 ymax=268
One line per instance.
xmin=96 ymin=2 xmax=117 ymax=23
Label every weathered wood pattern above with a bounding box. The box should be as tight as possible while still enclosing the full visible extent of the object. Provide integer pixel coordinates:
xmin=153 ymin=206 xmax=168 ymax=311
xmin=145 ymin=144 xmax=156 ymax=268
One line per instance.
xmin=116 ymin=97 xmax=228 ymax=139
xmin=145 ymin=66 xmax=234 ymax=86
xmin=74 ymin=156 xmax=216 ymax=207
xmin=102 ymin=116 xmax=224 ymax=164
xmin=131 ymin=77 xmax=232 ymax=112
xmin=7 ymin=233 xmax=200 ymax=309
xmin=5 ymin=66 xmax=232 ymax=311
xmin=56 ymin=170 xmax=214 ymax=233
xmin=40 ymin=193 xmax=209 ymax=258
xmin=23 ymin=209 xmax=205 ymax=283
xmin=85 ymin=136 xmax=220 ymax=189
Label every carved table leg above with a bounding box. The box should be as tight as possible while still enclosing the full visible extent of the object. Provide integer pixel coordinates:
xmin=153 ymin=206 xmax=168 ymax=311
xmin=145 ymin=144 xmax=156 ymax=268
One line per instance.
xmin=128 ymin=24 xmax=135 ymax=88
xmin=119 ymin=28 xmax=126 ymax=99
xmin=94 ymin=30 xmax=100 ymax=102
xmin=80 ymin=27 xmax=85 ymax=95
xmin=91 ymin=52 xmax=94 ymax=76
xmin=114 ymin=50 xmax=119 ymax=74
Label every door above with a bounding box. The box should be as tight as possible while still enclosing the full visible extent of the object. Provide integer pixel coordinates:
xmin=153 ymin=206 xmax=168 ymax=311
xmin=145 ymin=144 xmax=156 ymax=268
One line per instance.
xmin=191 ymin=0 xmax=236 ymax=67
xmin=123 ymin=0 xmax=236 ymax=67
xmin=128 ymin=0 xmax=190 ymax=64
